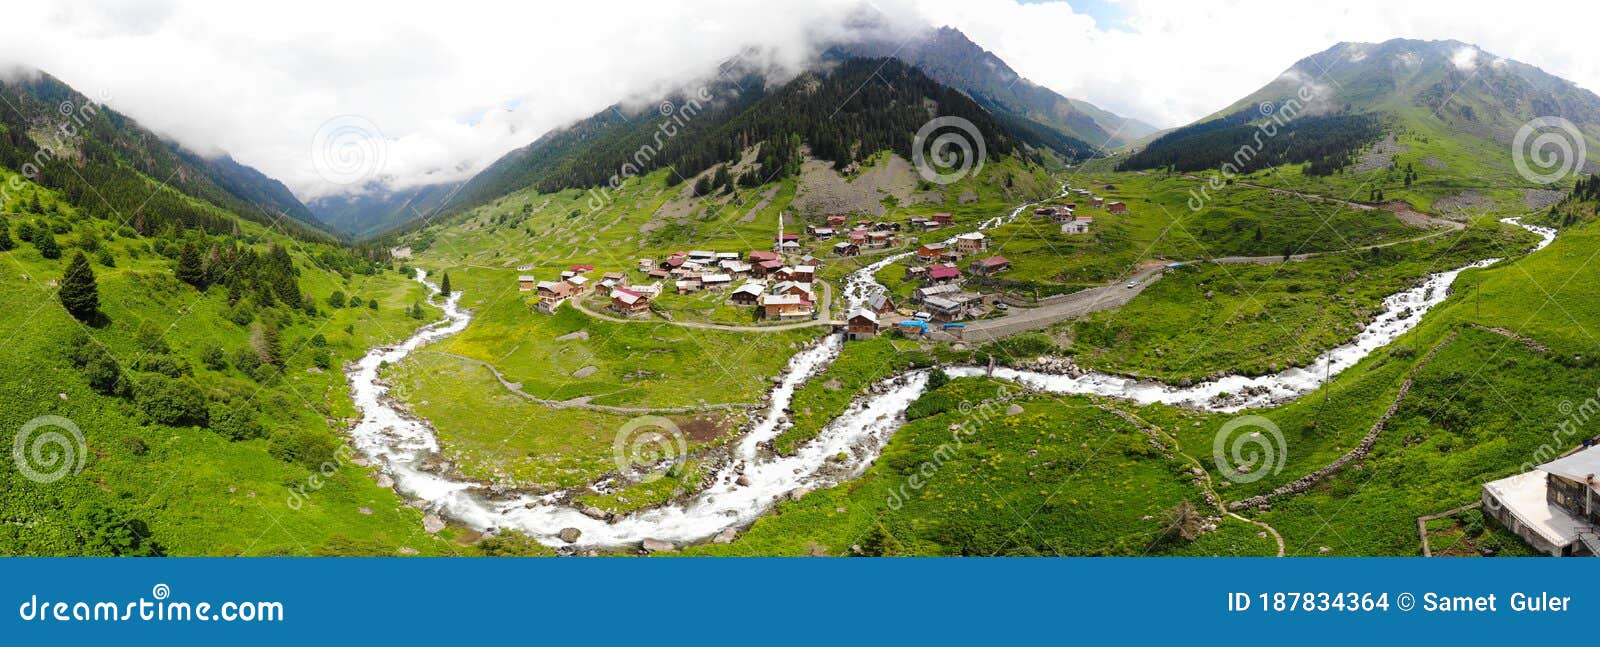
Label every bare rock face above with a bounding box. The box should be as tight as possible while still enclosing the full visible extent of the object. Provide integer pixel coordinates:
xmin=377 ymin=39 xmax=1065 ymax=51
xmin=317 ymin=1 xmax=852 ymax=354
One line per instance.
xmin=640 ymin=538 xmax=677 ymax=553
xmin=559 ymin=527 xmax=582 ymax=544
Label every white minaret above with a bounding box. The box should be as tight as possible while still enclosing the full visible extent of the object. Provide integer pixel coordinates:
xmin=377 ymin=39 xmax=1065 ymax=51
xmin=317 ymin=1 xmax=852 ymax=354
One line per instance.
xmin=775 ymin=211 xmax=784 ymax=253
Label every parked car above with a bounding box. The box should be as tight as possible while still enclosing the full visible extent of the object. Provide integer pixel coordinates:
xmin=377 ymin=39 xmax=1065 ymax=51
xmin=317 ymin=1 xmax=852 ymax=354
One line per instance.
xmin=913 ymin=311 xmax=932 ymax=321
xmin=1126 ymin=280 xmax=1139 ymax=289
xmin=995 ymin=302 xmax=1009 ymax=311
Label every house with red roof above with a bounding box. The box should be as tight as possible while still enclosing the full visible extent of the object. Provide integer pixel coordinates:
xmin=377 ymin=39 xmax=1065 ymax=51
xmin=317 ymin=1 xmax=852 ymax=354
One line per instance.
xmin=969 ymin=256 xmax=1011 ymax=276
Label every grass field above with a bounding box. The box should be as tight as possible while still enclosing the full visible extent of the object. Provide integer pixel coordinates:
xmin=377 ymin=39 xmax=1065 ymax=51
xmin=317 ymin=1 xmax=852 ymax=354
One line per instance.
xmin=0 ymin=177 xmax=462 ymax=556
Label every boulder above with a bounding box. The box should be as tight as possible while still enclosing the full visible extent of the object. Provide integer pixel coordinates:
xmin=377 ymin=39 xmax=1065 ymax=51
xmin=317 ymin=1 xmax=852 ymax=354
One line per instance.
xmin=422 ymin=514 xmax=446 ymax=534
xmin=559 ymin=527 xmax=582 ymax=544
xmin=640 ymin=538 xmax=677 ymax=553
xmin=571 ymin=365 xmax=599 ymax=379
xmin=712 ymin=528 xmax=738 ymax=544
xmin=580 ymin=506 xmax=610 ymax=521
xmin=375 ymin=474 xmax=395 ymax=489
xmin=735 ymin=475 xmax=751 ymax=486
xmin=1005 ymin=404 xmax=1024 ymax=416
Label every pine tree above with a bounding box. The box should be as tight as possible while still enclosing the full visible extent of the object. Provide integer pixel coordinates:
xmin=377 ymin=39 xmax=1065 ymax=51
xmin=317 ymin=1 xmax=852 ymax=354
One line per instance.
xmin=0 ymin=223 xmax=13 ymax=252
xmin=33 ymin=230 xmax=60 ymax=260
xmin=59 ymin=251 xmax=100 ymax=322
xmin=176 ymin=241 xmax=206 ymax=289
xmin=440 ymin=273 xmax=453 ymax=297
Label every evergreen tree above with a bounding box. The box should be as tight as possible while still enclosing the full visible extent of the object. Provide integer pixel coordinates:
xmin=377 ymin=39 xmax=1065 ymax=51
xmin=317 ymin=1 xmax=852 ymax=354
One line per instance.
xmin=59 ymin=251 xmax=101 ymax=322
xmin=0 ymin=223 xmax=13 ymax=252
xmin=175 ymin=241 xmax=206 ymax=289
xmin=440 ymin=272 xmax=452 ymax=297
xmin=33 ymin=230 xmax=60 ymax=260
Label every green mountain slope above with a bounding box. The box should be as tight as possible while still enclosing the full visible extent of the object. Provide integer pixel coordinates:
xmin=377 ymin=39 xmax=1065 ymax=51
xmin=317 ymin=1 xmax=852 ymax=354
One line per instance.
xmin=0 ymin=73 xmax=453 ymax=556
xmin=417 ymin=55 xmax=1073 ymax=229
xmin=835 ymin=27 xmax=1157 ymax=148
xmin=1120 ymin=38 xmax=1600 ymax=214
xmin=308 ymin=181 xmax=464 ymax=240
xmin=0 ymin=72 xmax=328 ymax=238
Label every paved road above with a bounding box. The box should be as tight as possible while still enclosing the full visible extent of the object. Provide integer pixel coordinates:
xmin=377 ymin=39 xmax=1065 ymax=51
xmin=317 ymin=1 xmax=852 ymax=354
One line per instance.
xmin=941 ymin=265 xmax=1165 ymax=342
xmin=946 ymin=183 xmax=1473 ymax=340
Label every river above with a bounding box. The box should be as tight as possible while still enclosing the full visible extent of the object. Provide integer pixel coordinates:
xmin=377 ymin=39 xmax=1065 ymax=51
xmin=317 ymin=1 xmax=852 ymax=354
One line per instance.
xmin=343 ymin=197 xmax=1556 ymax=550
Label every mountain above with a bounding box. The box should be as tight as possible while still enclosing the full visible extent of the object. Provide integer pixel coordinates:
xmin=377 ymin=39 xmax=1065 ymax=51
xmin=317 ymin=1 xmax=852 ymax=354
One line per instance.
xmin=330 ymin=27 xmax=1140 ymax=238
xmin=0 ymin=71 xmax=447 ymax=556
xmin=415 ymin=54 xmax=1064 ymax=230
xmin=0 ymin=71 xmax=329 ymax=238
xmin=833 ymin=26 xmax=1158 ymax=148
xmin=1120 ymin=38 xmax=1600 ymax=184
xmin=308 ymin=182 xmax=463 ymax=240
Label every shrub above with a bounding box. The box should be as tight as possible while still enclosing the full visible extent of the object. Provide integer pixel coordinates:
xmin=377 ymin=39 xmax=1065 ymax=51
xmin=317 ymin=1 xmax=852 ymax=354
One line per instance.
xmin=200 ymin=345 xmax=229 ymax=371
xmin=132 ymin=374 xmax=209 ymax=427
xmin=267 ymin=427 xmax=341 ymax=470
xmin=208 ymin=401 xmax=265 ymax=441
xmin=69 ymin=340 xmax=127 ymax=397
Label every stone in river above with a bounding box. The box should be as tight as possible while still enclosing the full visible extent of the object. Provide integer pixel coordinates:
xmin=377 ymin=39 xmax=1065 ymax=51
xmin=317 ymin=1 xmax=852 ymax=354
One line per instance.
xmin=640 ymin=538 xmax=677 ymax=553
xmin=581 ymin=506 xmax=610 ymax=521
xmin=559 ymin=527 xmax=582 ymax=543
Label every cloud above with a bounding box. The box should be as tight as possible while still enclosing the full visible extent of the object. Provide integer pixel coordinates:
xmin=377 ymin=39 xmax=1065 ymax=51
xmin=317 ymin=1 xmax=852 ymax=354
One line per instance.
xmin=1 ymin=0 xmax=1597 ymax=200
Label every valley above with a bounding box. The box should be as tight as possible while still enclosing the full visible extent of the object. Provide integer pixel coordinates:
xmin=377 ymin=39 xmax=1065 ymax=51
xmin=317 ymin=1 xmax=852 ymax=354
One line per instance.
xmin=4 ymin=30 xmax=1600 ymax=559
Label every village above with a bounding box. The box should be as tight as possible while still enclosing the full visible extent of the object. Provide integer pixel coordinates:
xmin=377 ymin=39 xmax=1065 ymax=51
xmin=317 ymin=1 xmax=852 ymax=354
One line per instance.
xmin=510 ymin=185 xmax=1122 ymax=342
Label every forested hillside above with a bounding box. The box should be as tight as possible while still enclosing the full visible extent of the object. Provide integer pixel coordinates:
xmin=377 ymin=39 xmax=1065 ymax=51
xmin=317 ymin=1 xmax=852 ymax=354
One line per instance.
xmin=429 ymin=56 xmax=1070 ymax=227
xmin=0 ymin=73 xmax=449 ymax=556
xmin=0 ymin=72 xmax=328 ymax=239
